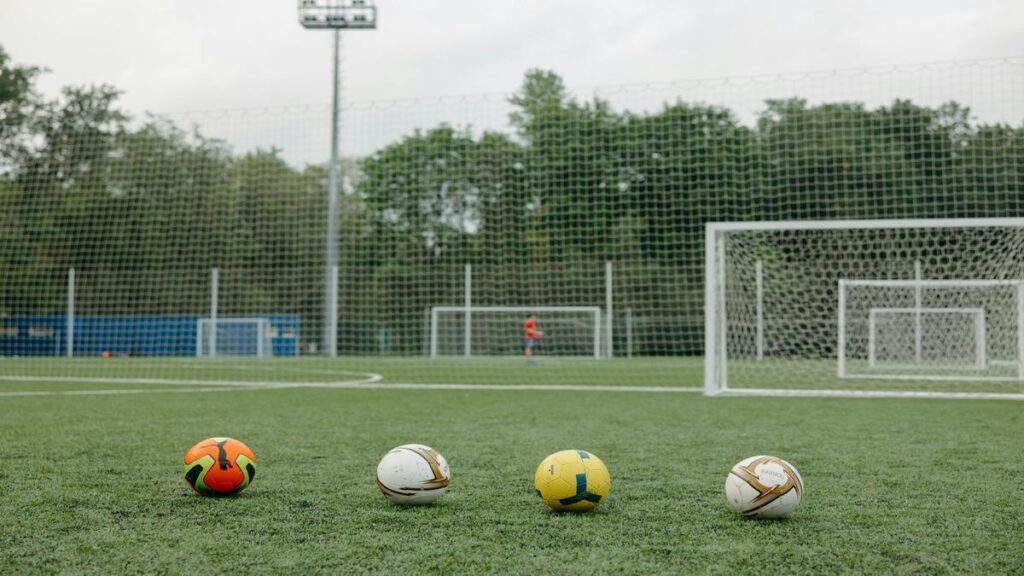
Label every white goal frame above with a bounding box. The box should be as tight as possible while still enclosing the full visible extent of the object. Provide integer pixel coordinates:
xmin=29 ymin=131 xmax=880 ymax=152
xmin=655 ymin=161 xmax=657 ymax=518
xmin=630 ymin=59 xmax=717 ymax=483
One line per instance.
xmin=429 ymin=306 xmax=602 ymax=359
xmin=866 ymin=307 xmax=986 ymax=370
xmin=197 ymin=317 xmax=273 ymax=358
xmin=838 ymin=280 xmax=1023 ymax=382
xmin=704 ymin=218 xmax=1024 ymax=400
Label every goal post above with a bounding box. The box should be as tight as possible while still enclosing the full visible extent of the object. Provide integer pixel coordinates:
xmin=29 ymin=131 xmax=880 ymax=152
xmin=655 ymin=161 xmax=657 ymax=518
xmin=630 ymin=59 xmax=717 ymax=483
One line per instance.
xmin=705 ymin=218 xmax=1024 ymax=399
xmin=430 ymin=306 xmax=602 ymax=359
xmin=197 ymin=318 xmax=274 ymax=358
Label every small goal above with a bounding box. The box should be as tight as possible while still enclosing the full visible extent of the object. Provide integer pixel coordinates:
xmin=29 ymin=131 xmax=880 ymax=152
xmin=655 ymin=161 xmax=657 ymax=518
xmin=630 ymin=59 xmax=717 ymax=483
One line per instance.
xmin=704 ymin=218 xmax=1024 ymax=399
xmin=196 ymin=318 xmax=274 ymax=357
xmin=429 ymin=306 xmax=602 ymax=359
xmin=838 ymin=280 xmax=1024 ymax=381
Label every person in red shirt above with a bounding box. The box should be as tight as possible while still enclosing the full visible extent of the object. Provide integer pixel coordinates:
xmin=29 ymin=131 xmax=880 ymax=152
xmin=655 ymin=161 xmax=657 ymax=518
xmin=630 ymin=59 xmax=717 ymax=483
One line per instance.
xmin=525 ymin=313 xmax=543 ymax=364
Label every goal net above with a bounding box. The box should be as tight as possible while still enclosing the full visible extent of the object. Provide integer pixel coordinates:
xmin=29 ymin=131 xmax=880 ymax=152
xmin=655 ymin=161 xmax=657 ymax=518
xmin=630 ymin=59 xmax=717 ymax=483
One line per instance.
xmin=2 ymin=55 xmax=1023 ymax=392
xmin=705 ymin=219 xmax=1024 ymax=399
xmin=197 ymin=318 xmax=274 ymax=358
xmin=430 ymin=307 xmax=602 ymax=358
xmin=865 ymin=307 xmax=987 ymax=370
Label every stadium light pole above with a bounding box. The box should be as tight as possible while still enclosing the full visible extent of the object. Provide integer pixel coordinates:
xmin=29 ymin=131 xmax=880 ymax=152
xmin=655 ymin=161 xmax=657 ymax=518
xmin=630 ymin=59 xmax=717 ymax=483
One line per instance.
xmin=297 ymin=0 xmax=378 ymax=356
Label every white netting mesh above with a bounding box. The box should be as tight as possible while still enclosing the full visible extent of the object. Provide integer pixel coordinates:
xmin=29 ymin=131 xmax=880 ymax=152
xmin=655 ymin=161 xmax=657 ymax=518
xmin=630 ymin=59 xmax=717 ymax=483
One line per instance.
xmin=867 ymin=308 xmax=985 ymax=368
xmin=2 ymin=55 xmax=1024 ymax=391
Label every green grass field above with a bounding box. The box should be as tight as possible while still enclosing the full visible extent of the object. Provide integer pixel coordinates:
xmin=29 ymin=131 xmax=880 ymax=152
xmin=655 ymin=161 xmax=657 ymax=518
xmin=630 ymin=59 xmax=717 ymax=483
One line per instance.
xmin=1 ymin=358 xmax=1022 ymax=574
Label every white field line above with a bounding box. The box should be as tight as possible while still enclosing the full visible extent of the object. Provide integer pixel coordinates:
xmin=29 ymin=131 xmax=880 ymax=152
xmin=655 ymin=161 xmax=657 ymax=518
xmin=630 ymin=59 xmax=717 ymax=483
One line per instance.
xmin=315 ymin=382 xmax=702 ymax=393
xmin=0 ymin=375 xmax=702 ymax=397
xmin=719 ymin=388 xmax=1024 ymax=400
xmin=0 ymin=371 xmax=383 ymax=387
xmin=0 ymin=387 xmax=266 ymax=397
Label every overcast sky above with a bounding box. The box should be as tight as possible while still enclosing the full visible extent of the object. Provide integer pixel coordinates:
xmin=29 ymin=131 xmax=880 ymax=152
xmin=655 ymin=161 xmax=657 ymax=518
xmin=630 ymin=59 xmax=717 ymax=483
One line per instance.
xmin=2 ymin=0 xmax=1022 ymax=115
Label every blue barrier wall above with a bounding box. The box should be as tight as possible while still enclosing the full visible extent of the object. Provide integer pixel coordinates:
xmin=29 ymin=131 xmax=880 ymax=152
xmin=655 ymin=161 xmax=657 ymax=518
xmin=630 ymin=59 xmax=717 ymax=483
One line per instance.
xmin=0 ymin=315 xmax=300 ymax=357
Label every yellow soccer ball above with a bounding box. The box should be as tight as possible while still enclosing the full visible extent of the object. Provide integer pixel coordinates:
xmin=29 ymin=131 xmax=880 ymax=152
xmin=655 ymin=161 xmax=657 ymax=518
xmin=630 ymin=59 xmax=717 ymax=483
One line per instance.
xmin=534 ymin=450 xmax=611 ymax=512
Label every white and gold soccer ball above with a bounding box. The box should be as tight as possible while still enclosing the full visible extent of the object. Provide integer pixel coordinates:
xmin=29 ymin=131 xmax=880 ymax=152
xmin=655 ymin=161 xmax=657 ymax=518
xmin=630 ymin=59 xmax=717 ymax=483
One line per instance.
xmin=376 ymin=444 xmax=450 ymax=505
xmin=725 ymin=455 xmax=804 ymax=519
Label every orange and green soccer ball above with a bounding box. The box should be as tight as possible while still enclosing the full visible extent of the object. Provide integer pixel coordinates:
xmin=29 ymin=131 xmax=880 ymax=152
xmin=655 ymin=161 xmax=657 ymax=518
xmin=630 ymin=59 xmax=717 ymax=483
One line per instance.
xmin=534 ymin=450 xmax=611 ymax=512
xmin=183 ymin=437 xmax=256 ymax=497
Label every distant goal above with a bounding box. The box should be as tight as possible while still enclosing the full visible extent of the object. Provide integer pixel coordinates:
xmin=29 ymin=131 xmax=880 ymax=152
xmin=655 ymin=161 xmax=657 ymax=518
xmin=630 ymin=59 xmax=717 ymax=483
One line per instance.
xmin=704 ymin=218 xmax=1024 ymax=400
xmin=839 ymin=281 xmax=1024 ymax=381
xmin=197 ymin=318 xmax=274 ymax=357
xmin=429 ymin=306 xmax=602 ymax=359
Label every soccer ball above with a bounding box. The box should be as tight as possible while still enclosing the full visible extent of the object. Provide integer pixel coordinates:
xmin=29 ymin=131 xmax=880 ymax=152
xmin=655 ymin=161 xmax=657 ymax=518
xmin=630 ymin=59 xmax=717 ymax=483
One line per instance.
xmin=534 ymin=450 xmax=611 ymax=512
xmin=376 ymin=444 xmax=450 ymax=505
xmin=724 ymin=455 xmax=803 ymax=519
xmin=183 ymin=437 xmax=256 ymax=497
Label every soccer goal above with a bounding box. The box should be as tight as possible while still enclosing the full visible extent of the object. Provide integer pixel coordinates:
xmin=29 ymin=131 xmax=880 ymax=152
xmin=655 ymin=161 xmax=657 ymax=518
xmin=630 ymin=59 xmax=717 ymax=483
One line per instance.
xmin=840 ymin=281 xmax=1024 ymax=380
xmin=196 ymin=318 xmax=274 ymax=357
xmin=429 ymin=306 xmax=602 ymax=359
xmin=704 ymin=218 xmax=1024 ymax=399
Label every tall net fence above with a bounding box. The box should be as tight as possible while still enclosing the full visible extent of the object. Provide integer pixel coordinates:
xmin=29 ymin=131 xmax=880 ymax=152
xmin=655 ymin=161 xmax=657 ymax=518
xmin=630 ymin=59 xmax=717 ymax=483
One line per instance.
xmin=1 ymin=57 xmax=1023 ymax=387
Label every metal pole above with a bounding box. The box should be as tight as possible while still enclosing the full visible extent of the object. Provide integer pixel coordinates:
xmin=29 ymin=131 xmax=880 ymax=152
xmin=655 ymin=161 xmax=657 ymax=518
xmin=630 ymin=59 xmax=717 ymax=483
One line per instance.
xmin=66 ymin=268 xmax=75 ymax=357
xmin=423 ymin=307 xmax=430 ymax=357
xmin=430 ymin=307 xmax=439 ymax=358
xmin=626 ymin=307 xmax=633 ymax=358
xmin=976 ymin=309 xmax=986 ymax=370
xmin=914 ymin=260 xmax=922 ymax=364
xmin=755 ymin=259 xmax=763 ymax=360
xmin=716 ymin=238 xmax=728 ymax=390
xmin=1018 ymin=281 xmax=1024 ymax=381
xmin=329 ymin=264 xmax=338 ymax=355
xmin=210 ymin=267 xmax=219 ymax=358
xmin=868 ymin=309 xmax=877 ymax=367
xmin=464 ymin=264 xmax=472 ymax=357
xmin=837 ymin=279 xmax=846 ymax=378
xmin=324 ymin=28 xmax=342 ymax=357
xmin=703 ymin=227 xmax=718 ymax=395
xmin=605 ymin=261 xmax=613 ymax=358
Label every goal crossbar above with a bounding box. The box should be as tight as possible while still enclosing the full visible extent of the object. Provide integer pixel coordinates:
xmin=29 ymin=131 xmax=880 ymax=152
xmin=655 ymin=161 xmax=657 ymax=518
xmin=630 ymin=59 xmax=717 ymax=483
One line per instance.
xmin=706 ymin=218 xmax=1024 ymax=233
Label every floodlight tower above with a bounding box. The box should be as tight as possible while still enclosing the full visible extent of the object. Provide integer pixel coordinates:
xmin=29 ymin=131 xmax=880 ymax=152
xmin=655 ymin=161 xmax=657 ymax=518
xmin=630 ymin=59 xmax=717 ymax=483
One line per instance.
xmin=298 ymin=0 xmax=378 ymax=356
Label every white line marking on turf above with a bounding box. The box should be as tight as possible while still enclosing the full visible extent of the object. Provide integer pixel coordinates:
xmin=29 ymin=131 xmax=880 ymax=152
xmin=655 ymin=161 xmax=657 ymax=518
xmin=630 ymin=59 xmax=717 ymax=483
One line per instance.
xmin=313 ymin=382 xmax=702 ymax=393
xmin=0 ymin=387 xmax=267 ymax=397
xmin=719 ymin=388 xmax=1024 ymax=400
xmin=0 ymin=371 xmax=383 ymax=387
xmin=0 ymin=371 xmax=385 ymax=397
xmin=0 ymin=376 xmax=701 ymax=397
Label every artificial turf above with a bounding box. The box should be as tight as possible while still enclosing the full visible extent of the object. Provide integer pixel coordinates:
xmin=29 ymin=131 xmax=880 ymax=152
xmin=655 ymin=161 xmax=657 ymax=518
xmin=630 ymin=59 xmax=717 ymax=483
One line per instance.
xmin=1 ymin=361 xmax=1022 ymax=574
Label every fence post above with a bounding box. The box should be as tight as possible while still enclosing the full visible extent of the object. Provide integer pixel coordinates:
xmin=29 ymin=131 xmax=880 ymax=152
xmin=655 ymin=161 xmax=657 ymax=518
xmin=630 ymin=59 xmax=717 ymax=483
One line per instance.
xmin=66 ymin=268 xmax=75 ymax=357
xmin=464 ymin=264 xmax=472 ymax=358
xmin=605 ymin=261 xmax=613 ymax=358
xmin=210 ymin=267 xmax=219 ymax=358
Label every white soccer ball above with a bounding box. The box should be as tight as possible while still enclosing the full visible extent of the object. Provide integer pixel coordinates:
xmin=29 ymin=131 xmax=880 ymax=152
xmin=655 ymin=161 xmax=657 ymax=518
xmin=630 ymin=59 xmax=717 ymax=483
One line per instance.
xmin=724 ymin=455 xmax=804 ymax=519
xmin=375 ymin=444 xmax=450 ymax=505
